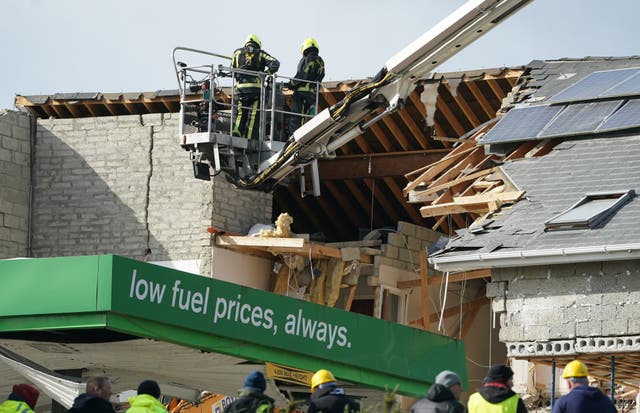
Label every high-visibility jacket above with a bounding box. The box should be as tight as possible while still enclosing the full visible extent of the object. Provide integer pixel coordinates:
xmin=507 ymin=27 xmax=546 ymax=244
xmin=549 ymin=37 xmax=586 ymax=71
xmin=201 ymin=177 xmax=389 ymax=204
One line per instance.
xmin=468 ymin=392 xmax=520 ymax=413
xmin=0 ymin=400 xmax=36 ymax=413
xmin=126 ymin=394 xmax=168 ymax=413
xmin=231 ymin=45 xmax=280 ymax=94
xmin=290 ymin=50 xmax=325 ymax=94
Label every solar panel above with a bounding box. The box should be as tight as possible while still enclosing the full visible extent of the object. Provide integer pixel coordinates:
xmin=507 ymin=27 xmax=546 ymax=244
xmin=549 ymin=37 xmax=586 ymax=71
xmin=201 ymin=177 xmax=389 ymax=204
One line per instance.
xmin=598 ymin=98 xmax=640 ymax=132
xmin=478 ymin=105 xmax=562 ymax=144
xmin=539 ymin=100 xmax=622 ymax=137
xmin=605 ymin=72 xmax=640 ymax=99
xmin=548 ymin=67 xmax=640 ymax=103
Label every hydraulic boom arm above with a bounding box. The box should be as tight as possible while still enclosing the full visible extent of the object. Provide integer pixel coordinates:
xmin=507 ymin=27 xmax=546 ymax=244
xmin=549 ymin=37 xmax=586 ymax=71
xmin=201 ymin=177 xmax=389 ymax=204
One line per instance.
xmin=233 ymin=0 xmax=533 ymax=191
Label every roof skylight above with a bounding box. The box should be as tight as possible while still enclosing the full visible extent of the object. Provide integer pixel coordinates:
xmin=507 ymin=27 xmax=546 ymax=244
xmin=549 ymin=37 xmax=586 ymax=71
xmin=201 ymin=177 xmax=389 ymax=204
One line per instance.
xmin=544 ymin=190 xmax=635 ymax=231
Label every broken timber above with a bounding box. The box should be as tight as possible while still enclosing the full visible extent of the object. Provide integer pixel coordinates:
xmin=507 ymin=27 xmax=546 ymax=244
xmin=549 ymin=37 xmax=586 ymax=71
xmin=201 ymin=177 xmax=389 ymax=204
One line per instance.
xmin=215 ymin=235 xmax=374 ymax=264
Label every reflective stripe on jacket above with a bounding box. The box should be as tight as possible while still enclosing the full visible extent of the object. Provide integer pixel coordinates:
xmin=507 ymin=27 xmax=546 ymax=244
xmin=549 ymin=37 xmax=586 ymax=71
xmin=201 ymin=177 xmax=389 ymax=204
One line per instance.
xmin=290 ymin=51 xmax=325 ymax=94
xmin=0 ymin=400 xmax=36 ymax=413
xmin=231 ymin=46 xmax=280 ymax=92
xmin=468 ymin=392 xmax=519 ymax=413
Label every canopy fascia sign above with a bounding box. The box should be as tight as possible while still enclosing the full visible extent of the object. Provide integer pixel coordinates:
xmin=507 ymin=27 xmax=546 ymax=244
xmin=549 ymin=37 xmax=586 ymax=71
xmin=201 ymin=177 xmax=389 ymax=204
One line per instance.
xmin=0 ymin=255 xmax=467 ymax=396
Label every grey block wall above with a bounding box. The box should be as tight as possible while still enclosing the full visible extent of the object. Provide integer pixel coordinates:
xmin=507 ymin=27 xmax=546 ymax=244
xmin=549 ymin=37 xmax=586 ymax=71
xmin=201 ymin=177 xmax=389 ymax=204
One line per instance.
xmin=0 ymin=111 xmax=31 ymax=259
xmin=490 ymin=260 xmax=640 ymax=356
xmin=30 ymin=114 xmax=271 ymax=272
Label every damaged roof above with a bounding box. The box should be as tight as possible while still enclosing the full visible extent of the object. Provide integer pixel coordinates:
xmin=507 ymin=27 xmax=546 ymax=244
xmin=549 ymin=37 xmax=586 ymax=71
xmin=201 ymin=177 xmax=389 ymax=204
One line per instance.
xmin=430 ymin=57 xmax=640 ymax=271
xmin=15 ymin=68 xmax=521 ymax=242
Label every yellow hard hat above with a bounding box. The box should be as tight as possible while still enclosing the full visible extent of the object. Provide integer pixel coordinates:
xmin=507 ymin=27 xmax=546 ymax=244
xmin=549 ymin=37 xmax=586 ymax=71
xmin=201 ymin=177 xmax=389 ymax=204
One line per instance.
xmin=244 ymin=34 xmax=262 ymax=48
xmin=311 ymin=369 xmax=335 ymax=390
xmin=563 ymin=360 xmax=589 ymax=378
xmin=301 ymin=37 xmax=319 ymax=54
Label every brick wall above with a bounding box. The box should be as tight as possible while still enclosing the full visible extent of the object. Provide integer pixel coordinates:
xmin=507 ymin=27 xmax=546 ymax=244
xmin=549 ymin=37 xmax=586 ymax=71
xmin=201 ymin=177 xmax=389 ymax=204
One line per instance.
xmin=0 ymin=111 xmax=31 ymax=258
xmin=31 ymin=114 xmax=271 ymax=273
xmin=489 ymin=260 xmax=640 ymax=357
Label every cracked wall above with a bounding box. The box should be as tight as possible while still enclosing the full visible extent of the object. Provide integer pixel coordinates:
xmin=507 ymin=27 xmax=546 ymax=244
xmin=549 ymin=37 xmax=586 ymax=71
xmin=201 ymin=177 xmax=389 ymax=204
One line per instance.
xmin=0 ymin=111 xmax=31 ymax=258
xmin=488 ymin=260 xmax=640 ymax=357
xmin=31 ymin=113 xmax=271 ymax=270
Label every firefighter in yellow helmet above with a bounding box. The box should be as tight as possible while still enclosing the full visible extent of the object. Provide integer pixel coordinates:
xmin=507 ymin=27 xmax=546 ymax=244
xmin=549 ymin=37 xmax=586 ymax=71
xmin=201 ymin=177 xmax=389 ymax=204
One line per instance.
xmin=287 ymin=37 xmax=325 ymax=134
xmin=468 ymin=364 xmax=527 ymax=413
xmin=551 ymin=360 xmax=615 ymax=413
xmin=231 ymin=34 xmax=280 ymax=140
xmin=307 ymin=369 xmax=359 ymax=413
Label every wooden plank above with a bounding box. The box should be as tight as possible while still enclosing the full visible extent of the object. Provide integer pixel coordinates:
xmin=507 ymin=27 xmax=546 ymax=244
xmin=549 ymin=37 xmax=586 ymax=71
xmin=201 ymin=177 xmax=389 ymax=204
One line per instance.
xmin=420 ymin=250 xmax=430 ymax=331
xmin=324 ymin=181 xmax=363 ymax=228
xmin=383 ymin=177 xmax=424 ymax=225
xmin=427 ymin=147 xmax=486 ymax=191
xmin=381 ymin=115 xmax=412 ymax=151
xmin=320 ymin=150 xmax=447 ymax=180
xmin=403 ymin=144 xmax=476 ymax=194
xmin=452 ymin=190 xmax=525 ymax=206
xmin=216 ymin=236 xmax=373 ymax=264
xmin=399 ymin=269 xmax=491 ymax=287
xmin=412 ymin=167 xmax=497 ymax=202
xmin=216 ymin=236 xmax=305 ymax=248
xmin=345 ymin=285 xmax=357 ymax=311
xmin=343 ymin=179 xmax=385 ymax=229
xmin=464 ymin=79 xmax=495 ymax=119
xmin=428 ymin=269 xmax=491 ymax=284
xmin=459 ymin=297 xmax=485 ymax=338
xmin=368 ymin=122 xmax=395 ymax=152
xmin=397 ymin=108 xmax=428 ymax=150
xmin=421 ymin=202 xmax=488 ymax=218
xmin=504 ymin=140 xmax=539 ymax=161
xmin=409 ymin=296 xmax=489 ymax=326
xmin=362 ymin=178 xmax=397 ymax=224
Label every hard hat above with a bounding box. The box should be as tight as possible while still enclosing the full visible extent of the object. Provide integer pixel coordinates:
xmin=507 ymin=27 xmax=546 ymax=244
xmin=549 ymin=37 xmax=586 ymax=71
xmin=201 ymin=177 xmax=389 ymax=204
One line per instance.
xmin=301 ymin=37 xmax=319 ymax=54
xmin=311 ymin=369 xmax=335 ymax=390
xmin=244 ymin=34 xmax=262 ymax=48
xmin=562 ymin=360 xmax=589 ymax=378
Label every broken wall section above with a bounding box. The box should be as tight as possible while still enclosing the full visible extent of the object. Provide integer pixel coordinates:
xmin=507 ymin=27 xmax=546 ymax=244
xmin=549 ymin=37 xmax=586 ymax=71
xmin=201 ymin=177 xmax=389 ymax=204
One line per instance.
xmin=0 ymin=111 xmax=31 ymax=258
xmin=30 ymin=114 xmax=272 ymax=275
xmin=490 ymin=260 xmax=640 ymax=357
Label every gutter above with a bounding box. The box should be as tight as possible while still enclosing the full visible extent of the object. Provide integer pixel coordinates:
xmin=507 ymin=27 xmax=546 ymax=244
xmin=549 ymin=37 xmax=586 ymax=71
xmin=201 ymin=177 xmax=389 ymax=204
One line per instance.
xmin=429 ymin=243 xmax=640 ymax=272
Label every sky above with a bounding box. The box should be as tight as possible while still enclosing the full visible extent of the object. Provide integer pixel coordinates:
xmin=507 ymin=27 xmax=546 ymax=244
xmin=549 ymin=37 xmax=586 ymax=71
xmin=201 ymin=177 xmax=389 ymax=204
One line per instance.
xmin=1 ymin=0 xmax=640 ymax=110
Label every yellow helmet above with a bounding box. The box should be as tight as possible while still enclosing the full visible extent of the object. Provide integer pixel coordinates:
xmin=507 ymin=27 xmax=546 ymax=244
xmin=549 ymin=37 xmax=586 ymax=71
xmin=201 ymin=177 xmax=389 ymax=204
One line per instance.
xmin=301 ymin=37 xmax=319 ymax=54
xmin=311 ymin=369 xmax=335 ymax=390
xmin=563 ymin=360 xmax=589 ymax=378
xmin=244 ymin=34 xmax=262 ymax=48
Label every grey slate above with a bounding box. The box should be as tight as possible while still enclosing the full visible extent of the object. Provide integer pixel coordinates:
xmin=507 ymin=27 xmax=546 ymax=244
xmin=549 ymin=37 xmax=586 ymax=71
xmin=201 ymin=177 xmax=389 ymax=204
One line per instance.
xmin=440 ymin=134 xmax=640 ymax=257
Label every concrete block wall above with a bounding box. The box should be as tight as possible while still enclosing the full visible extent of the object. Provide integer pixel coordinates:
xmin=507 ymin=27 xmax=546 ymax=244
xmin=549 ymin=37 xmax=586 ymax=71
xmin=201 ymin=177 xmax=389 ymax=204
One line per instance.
xmin=0 ymin=111 xmax=31 ymax=258
xmin=490 ymin=260 xmax=640 ymax=356
xmin=375 ymin=220 xmax=442 ymax=273
xmin=31 ymin=114 xmax=271 ymax=273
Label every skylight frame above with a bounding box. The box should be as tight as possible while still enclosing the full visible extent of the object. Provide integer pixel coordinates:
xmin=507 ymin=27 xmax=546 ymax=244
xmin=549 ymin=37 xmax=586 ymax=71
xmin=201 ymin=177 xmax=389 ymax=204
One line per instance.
xmin=544 ymin=190 xmax=635 ymax=231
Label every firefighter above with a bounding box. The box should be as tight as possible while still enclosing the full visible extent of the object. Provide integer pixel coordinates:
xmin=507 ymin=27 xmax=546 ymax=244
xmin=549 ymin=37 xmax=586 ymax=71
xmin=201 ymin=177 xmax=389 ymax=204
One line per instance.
xmin=231 ymin=34 xmax=280 ymax=140
xmin=0 ymin=383 xmax=39 ymax=413
xmin=223 ymin=371 xmax=274 ymax=413
xmin=551 ymin=360 xmax=616 ymax=413
xmin=307 ymin=369 xmax=360 ymax=413
xmin=468 ymin=365 xmax=527 ymax=413
xmin=287 ymin=38 xmax=325 ymax=134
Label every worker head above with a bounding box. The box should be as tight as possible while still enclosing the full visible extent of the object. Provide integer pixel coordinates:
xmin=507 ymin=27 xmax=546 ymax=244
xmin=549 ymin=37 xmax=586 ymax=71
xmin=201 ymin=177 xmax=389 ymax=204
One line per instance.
xmin=10 ymin=384 xmax=39 ymax=409
xmin=243 ymin=371 xmax=267 ymax=393
xmin=301 ymin=38 xmax=319 ymax=55
xmin=86 ymin=376 xmax=112 ymax=401
xmin=434 ymin=370 xmax=463 ymax=400
xmin=311 ymin=369 xmax=336 ymax=391
xmin=244 ymin=34 xmax=262 ymax=49
xmin=562 ymin=360 xmax=589 ymax=389
xmin=137 ymin=380 xmax=162 ymax=399
xmin=484 ymin=364 xmax=514 ymax=387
